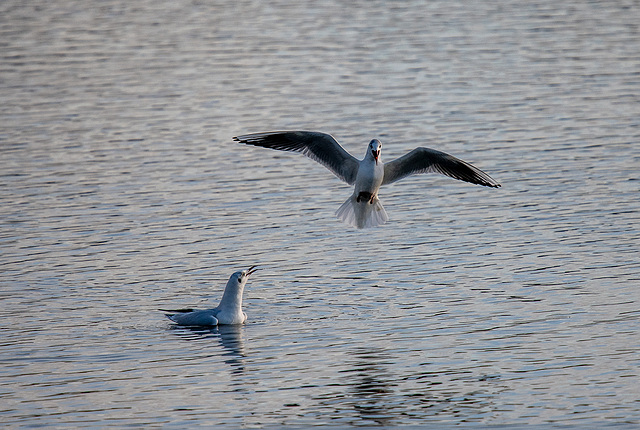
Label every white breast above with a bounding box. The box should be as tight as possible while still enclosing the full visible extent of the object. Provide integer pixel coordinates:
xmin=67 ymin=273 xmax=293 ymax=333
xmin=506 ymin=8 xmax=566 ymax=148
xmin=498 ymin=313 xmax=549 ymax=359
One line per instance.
xmin=355 ymin=159 xmax=384 ymax=193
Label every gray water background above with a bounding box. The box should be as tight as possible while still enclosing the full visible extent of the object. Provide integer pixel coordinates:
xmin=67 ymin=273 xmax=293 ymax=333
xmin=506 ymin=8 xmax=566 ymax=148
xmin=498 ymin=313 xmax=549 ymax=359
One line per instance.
xmin=1 ymin=0 xmax=639 ymax=427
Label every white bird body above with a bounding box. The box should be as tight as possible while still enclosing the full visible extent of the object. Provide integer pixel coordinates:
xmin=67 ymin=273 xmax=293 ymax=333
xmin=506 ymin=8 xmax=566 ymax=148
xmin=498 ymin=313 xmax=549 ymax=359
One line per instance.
xmin=214 ymin=281 xmax=247 ymax=324
xmin=336 ymin=140 xmax=388 ymax=228
xmin=354 ymin=142 xmax=384 ymax=199
xmin=234 ymin=131 xmax=500 ymax=228
xmin=162 ymin=266 xmax=257 ymax=326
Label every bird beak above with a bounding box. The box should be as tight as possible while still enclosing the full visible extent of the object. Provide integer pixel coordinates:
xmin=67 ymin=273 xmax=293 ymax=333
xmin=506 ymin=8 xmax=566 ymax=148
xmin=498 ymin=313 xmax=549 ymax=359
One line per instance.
xmin=372 ymin=149 xmax=380 ymax=164
xmin=246 ymin=265 xmax=258 ymax=275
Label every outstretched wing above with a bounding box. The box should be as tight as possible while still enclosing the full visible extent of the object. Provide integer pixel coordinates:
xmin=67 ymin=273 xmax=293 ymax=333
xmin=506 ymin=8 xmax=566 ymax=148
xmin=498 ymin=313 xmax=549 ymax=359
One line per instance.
xmin=382 ymin=147 xmax=500 ymax=188
xmin=234 ymin=131 xmax=360 ymax=185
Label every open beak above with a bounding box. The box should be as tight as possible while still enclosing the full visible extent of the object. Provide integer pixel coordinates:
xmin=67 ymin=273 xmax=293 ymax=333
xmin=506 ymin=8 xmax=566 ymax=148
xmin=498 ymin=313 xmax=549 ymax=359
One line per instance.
xmin=372 ymin=149 xmax=380 ymax=164
xmin=246 ymin=265 xmax=258 ymax=276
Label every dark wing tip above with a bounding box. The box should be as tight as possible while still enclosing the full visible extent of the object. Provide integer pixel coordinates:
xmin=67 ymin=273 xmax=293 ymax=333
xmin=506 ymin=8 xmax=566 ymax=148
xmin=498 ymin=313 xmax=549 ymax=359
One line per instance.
xmin=473 ymin=171 xmax=501 ymax=188
xmin=232 ymin=131 xmax=311 ymax=152
xmin=232 ymin=133 xmax=265 ymax=145
xmin=432 ymin=153 xmax=501 ymax=188
xmin=480 ymin=182 xmax=501 ymax=188
xmin=463 ymin=173 xmax=501 ymax=188
xmin=233 ymin=134 xmax=261 ymax=145
xmin=467 ymin=171 xmax=501 ymax=188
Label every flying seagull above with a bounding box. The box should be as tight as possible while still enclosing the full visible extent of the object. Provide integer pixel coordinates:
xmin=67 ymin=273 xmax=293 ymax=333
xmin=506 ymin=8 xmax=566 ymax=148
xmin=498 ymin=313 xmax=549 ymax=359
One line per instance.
xmin=161 ymin=266 xmax=257 ymax=326
xmin=234 ymin=131 xmax=500 ymax=228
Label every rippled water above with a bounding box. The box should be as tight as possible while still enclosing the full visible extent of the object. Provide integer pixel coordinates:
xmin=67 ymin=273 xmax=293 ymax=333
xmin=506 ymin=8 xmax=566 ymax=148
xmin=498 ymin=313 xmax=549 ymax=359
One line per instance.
xmin=2 ymin=0 xmax=639 ymax=428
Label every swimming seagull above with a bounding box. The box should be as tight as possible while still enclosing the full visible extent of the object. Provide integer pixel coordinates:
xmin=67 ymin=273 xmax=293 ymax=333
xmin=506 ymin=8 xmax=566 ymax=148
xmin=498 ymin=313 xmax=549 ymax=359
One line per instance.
xmin=234 ymin=131 xmax=500 ymax=228
xmin=161 ymin=266 xmax=257 ymax=326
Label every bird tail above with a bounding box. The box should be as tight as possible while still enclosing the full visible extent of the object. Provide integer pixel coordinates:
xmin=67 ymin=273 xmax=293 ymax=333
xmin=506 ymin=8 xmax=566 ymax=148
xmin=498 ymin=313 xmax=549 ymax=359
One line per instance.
xmin=335 ymin=194 xmax=389 ymax=229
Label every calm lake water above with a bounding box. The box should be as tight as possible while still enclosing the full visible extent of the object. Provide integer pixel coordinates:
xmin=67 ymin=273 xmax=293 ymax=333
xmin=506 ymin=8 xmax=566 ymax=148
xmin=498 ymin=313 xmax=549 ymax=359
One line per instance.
xmin=1 ymin=0 xmax=639 ymax=428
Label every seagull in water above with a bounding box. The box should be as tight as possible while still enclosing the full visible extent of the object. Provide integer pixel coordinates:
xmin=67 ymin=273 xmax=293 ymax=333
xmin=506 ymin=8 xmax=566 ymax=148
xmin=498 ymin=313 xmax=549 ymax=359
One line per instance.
xmin=161 ymin=266 xmax=257 ymax=326
xmin=234 ymin=131 xmax=500 ymax=228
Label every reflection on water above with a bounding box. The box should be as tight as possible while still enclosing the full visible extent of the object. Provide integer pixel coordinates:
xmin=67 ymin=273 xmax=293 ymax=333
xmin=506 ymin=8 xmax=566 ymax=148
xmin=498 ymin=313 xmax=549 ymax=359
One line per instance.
xmin=340 ymin=347 xmax=397 ymax=426
xmin=312 ymin=346 xmax=497 ymax=426
xmin=170 ymin=325 xmax=247 ymax=374
xmin=1 ymin=0 xmax=639 ymax=427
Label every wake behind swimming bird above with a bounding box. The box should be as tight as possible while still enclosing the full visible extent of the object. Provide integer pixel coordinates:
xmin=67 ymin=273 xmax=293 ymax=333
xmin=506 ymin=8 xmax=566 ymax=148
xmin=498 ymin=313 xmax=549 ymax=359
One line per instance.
xmin=234 ymin=131 xmax=500 ymax=228
xmin=161 ymin=266 xmax=257 ymax=326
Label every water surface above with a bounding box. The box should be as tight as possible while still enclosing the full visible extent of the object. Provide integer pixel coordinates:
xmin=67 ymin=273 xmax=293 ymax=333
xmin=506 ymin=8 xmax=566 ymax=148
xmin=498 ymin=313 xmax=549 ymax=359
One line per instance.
xmin=1 ymin=0 xmax=639 ymax=427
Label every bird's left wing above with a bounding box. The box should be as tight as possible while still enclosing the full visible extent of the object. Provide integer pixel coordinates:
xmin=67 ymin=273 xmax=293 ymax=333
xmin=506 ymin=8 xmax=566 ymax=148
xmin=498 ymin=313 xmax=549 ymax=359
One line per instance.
xmin=159 ymin=308 xmax=196 ymax=313
xmin=234 ymin=131 xmax=360 ymax=185
xmin=382 ymin=147 xmax=500 ymax=187
xmin=165 ymin=309 xmax=218 ymax=326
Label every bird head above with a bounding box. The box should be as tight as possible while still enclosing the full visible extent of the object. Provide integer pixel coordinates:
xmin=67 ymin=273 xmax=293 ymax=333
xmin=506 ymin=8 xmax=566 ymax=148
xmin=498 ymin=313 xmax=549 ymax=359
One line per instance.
xmin=369 ymin=139 xmax=381 ymax=164
xmin=230 ymin=265 xmax=258 ymax=288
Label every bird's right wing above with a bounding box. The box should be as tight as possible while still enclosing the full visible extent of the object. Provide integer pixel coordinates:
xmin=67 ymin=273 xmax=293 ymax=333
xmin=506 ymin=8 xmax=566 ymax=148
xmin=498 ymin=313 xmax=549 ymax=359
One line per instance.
xmin=234 ymin=131 xmax=360 ymax=185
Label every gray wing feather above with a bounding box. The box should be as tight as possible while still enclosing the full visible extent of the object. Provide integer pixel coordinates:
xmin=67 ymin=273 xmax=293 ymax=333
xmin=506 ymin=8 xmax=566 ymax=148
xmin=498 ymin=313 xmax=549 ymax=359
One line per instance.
xmin=165 ymin=309 xmax=220 ymax=326
xmin=382 ymin=147 xmax=500 ymax=188
xmin=234 ymin=131 xmax=360 ymax=185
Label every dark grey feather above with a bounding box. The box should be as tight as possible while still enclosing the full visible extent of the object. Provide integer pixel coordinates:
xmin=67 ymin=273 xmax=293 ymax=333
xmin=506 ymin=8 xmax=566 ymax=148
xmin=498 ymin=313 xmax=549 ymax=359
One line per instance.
xmin=382 ymin=147 xmax=500 ymax=188
xmin=234 ymin=131 xmax=360 ymax=185
xmin=165 ymin=308 xmax=221 ymax=326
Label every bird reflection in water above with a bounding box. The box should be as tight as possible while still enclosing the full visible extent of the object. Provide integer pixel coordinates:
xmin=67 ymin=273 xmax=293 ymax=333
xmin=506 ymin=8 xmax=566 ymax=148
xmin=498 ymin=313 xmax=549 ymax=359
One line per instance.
xmin=340 ymin=347 xmax=397 ymax=426
xmin=315 ymin=346 xmax=498 ymax=425
xmin=169 ymin=324 xmax=246 ymax=374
